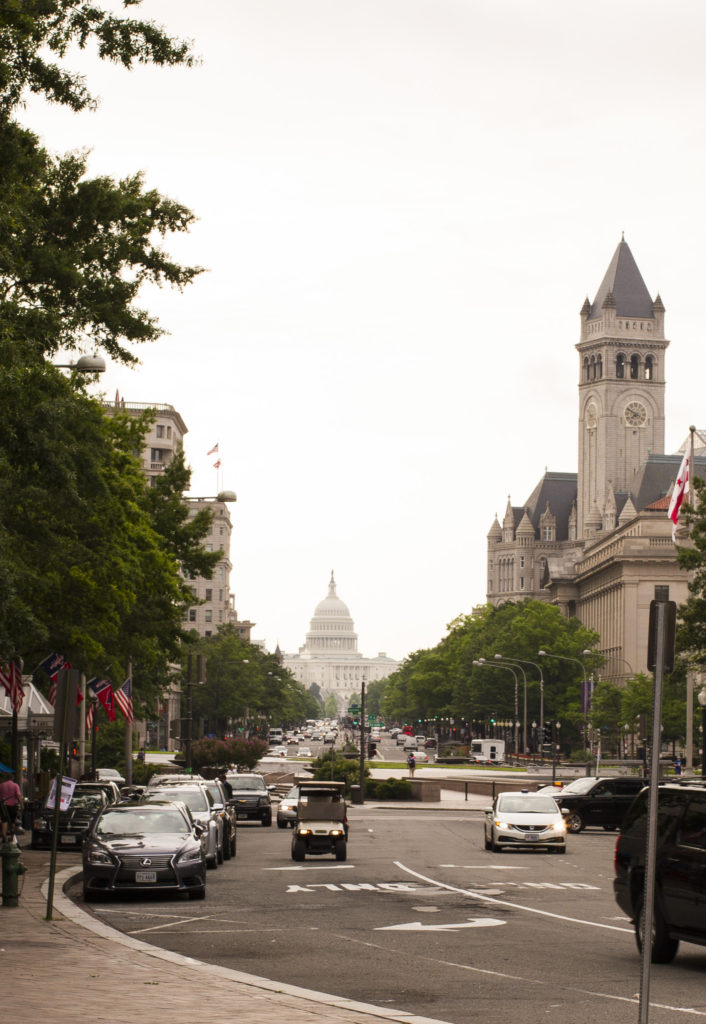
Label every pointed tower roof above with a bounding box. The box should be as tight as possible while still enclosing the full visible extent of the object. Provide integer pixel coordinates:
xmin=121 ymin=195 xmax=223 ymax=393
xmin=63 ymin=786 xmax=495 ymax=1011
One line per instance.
xmin=487 ymin=515 xmax=502 ymax=541
xmin=588 ymin=237 xmax=654 ymax=321
xmin=516 ymin=509 xmax=535 ymax=536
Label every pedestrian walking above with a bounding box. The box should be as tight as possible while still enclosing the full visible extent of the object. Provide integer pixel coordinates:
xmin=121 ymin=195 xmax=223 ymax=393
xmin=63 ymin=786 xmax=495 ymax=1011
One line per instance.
xmin=407 ymin=752 xmax=416 ymax=778
xmin=0 ymin=769 xmax=24 ymax=842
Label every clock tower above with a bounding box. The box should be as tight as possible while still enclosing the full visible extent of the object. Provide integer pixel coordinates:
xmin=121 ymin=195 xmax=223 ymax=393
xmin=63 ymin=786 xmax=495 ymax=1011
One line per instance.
xmin=576 ymin=238 xmax=668 ymax=540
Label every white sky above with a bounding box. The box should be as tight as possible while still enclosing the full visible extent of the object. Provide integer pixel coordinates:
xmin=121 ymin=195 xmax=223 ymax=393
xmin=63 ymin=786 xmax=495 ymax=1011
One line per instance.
xmin=22 ymin=0 xmax=706 ymax=661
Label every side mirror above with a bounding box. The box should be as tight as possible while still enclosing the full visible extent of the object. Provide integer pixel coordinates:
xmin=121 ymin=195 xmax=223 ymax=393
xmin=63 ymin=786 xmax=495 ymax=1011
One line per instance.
xmin=267 ymin=784 xmax=276 ymax=791
xmin=212 ymin=802 xmax=224 ymax=811
xmin=483 ymin=806 xmax=493 ymax=815
xmin=193 ymin=822 xmax=206 ymax=836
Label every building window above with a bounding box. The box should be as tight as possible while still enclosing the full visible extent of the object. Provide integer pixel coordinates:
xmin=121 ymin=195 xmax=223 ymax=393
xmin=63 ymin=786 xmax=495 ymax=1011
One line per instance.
xmin=166 ymin=426 xmax=172 ymax=439
xmin=520 ymin=577 xmax=525 ymax=590
xmin=520 ymin=556 xmax=525 ymax=568
xmin=645 ymin=355 xmax=654 ymax=380
xmin=151 ymin=448 xmax=163 ymax=462
xmin=205 ymin=588 xmax=212 ymax=601
xmin=156 ymin=424 xmax=164 ymax=438
xmin=597 ymin=354 xmax=602 ymax=378
xmin=616 ymin=353 xmax=625 ymax=379
xmin=630 ymin=354 xmax=639 ymax=379
xmin=205 ymin=610 xmax=212 ymax=622
xmin=189 ymin=609 xmax=196 ymax=622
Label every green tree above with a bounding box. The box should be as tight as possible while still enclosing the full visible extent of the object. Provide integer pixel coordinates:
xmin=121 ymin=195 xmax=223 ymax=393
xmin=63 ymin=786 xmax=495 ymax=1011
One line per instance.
xmin=323 ymin=694 xmax=338 ymax=718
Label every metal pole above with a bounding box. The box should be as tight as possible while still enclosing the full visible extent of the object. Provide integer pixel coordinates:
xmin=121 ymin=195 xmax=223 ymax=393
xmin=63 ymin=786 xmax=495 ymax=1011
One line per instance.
xmin=46 ymin=670 xmax=72 ymax=920
xmin=639 ymin=602 xmax=668 ymax=1024
xmin=185 ymin=654 xmax=193 ymax=773
xmin=358 ymin=677 xmax=366 ymax=801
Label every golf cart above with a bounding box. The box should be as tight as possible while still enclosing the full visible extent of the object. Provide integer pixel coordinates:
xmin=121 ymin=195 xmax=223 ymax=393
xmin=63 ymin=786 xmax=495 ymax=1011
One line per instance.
xmin=291 ymin=781 xmax=348 ymax=861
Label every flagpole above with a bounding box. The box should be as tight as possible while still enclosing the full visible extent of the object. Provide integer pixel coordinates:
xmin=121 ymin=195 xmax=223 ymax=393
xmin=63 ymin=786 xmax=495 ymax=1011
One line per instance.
xmin=124 ymin=659 xmax=133 ymax=786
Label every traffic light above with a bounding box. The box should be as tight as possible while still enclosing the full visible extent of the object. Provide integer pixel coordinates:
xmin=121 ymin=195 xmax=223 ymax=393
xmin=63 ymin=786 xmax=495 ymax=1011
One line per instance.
xmin=489 ymin=714 xmax=495 ymax=724
xmin=543 ymin=721 xmax=553 ymax=744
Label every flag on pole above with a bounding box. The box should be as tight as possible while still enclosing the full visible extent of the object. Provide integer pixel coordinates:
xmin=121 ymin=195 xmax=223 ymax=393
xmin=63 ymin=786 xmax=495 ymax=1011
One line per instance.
xmin=0 ymin=659 xmax=24 ymax=712
xmin=213 ymin=459 xmax=221 ymax=469
xmin=207 ymin=443 xmax=219 ymax=456
xmin=86 ymin=703 xmax=94 ymax=730
xmin=87 ymin=677 xmax=116 ymax=722
xmin=48 ymin=661 xmax=73 ymax=707
xmin=115 ymin=677 xmax=133 ymax=724
xmin=38 ymin=652 xmax=67 ymax=676
xmin=668 ymin=451 xmax=690 ymax=541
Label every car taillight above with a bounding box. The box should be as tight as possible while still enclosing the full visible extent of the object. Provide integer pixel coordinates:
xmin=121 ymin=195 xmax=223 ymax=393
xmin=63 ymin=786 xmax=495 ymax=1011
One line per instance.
xmin=614 ymin=836 xmax=620 ymax=874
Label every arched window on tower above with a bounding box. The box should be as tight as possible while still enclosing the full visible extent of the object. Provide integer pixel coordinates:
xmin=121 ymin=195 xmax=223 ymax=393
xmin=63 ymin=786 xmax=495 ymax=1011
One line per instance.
xmin=596 ymin=354 xmax=602 ymax=378
xmin=590 ymin=356 xmax=596 ymax=380
xmin=630 ymin=354 xmax=639 ymax=379
xmin=583 ymin=357 xmax=589 ymax=382
xmin=644 ymin=355 xmax=654 ymax=380
xmin=616 ymin=353 xmax=625 ymax=379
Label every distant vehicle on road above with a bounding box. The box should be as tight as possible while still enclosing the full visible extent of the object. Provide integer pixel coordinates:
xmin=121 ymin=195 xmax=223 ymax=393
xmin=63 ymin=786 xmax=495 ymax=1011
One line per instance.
xmin=559 ymin=776 xmax=647 ymax=833
xmin=484 ymin=792 xmax=566 ymax=853
xmin=470 ymin=739 xmax=505 ymax=764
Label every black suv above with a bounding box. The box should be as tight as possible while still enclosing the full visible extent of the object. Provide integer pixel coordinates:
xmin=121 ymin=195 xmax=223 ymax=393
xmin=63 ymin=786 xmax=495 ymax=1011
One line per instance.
xmin=559 ymin=775 xmax=647 ymax=833
xmin=229 ymin=773 xmax=273 ymax=826
xmin=614 ymin=781 xmax=706 ymax=962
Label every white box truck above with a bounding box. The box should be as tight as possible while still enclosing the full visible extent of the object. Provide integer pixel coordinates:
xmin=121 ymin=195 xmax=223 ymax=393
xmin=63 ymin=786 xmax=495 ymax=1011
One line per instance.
xmin=470 ymin=739 xmax=505 ymax=764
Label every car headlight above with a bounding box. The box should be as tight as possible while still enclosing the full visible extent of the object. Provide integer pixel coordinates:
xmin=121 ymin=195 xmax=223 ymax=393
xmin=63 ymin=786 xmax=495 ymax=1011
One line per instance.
xmin=495 ymin=821 xmax=509 ymax=830
xmin=177 ymin=846 xmax=204 ymax=865
xmin=33 ymin=817 xmax=50 ymax=830
xmin=85 ymin=846 xmax=115 ymax=866
xmin=330 ymin=829 xmax=343 ymax=837
xmin=298 ymin=828 xmax=311 ymax=835
xmin=257 ymin=796 xmax=269 ymax=807
xmin=551 ymin=821 xmax=567 ymax=834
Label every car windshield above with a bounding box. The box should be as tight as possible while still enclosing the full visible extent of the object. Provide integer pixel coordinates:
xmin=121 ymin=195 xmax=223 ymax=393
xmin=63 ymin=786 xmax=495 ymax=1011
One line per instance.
xmin=560 ymin=777 xmax=600 ymax=796
xmin=285 ymin=786 xmax=299 ymax=799
xmin=498 ymin=796 xmax=559 ymax=814
xmin=69 ymin=794 xmax=103 ymax=812
xmin=144 ymin=787 xmax=209 ymax=811
xmin=97 ymin=808 xmax=188 ymax=835
xmin=232 ymin=777 xmax=265 ymax=791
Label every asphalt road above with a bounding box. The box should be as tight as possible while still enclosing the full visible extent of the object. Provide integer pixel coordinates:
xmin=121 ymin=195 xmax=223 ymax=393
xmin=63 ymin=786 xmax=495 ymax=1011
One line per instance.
xmin=69 ymin=804 xmax=706 ymax=1024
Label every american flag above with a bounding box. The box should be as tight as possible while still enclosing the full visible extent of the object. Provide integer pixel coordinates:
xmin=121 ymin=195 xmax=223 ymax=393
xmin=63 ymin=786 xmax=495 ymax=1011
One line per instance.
xmin=87 ymin=677 xmax=116 ymax=722
xmin=115 ymin=677 xmax=133 ymax=724
xmin=48 ymin=660 xmax=73 ymax=707
xmin=207 ymin=443 xmax=219 ymax=456
xmin=86 ymin=702 xmax=95 ymax=730
xmin=0 ymin=659 xmax=24 ymax=712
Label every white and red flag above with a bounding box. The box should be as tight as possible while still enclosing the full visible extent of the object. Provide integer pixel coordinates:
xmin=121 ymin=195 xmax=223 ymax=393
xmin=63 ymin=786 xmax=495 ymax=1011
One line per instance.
xmin=87 ymin=677 xmax=116 ymax=722
xmin=668 ymin=452 xmax=690 ymax=541
xmin=207 ymin=443 xmax=219 ymax=456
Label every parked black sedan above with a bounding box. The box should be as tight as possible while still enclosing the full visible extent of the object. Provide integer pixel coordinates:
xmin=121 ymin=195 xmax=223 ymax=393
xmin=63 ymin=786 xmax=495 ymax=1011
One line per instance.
xmin=82 ymin=801 xmax=207 ymax=901
xmin=559 ymin=776 xmax=647 ymax=833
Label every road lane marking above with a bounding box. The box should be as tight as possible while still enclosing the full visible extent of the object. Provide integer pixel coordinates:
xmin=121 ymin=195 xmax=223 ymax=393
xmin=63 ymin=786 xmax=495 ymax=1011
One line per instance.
xmin=332 ymin=933 xmax=706 ymax=1017
xmin=128 ymin=914 xmax=212 ymax=935
xmin=439 ymin=864 xmax=526 ymax=869
xmin=376 ymin=917 xmax=505 ymax=932
xmin=395 ymin=861 xmax=632 ymax=934
xmin=265 ymin=864 xmax=354 ymax=871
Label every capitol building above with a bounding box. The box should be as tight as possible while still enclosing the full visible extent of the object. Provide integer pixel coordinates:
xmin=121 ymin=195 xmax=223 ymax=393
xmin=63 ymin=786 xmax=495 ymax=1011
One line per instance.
xmin=282 ymin=573 xmax=399 ymax=713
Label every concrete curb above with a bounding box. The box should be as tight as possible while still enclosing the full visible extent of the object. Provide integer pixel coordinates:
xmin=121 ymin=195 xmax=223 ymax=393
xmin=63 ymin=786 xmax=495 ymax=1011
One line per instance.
xmin=50 ymin=867 xmax=454 ymax=1024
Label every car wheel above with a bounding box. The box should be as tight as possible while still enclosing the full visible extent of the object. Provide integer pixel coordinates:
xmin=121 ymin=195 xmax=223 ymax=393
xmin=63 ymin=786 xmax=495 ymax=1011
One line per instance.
xmin=231 ymin=833 xmax=237 ymax=858
xmin=292 ymin=838 xmax=306 ymax=861
xmin=189 ymin=886 xmax=206 ymax=900
xmin=277 ymin=819 xmax=287 ymax=829
xmin=484 ymin=830 xmax=491 ymax=851
xmin=554 ymin=844 xmax=566 ymax=854
xmin=222 ymin=830 xmax=231 ymax=860
xmin=490 ymin=831 xmax=500 ymax=853
xmin=262 ymin=812 xmax=272 ymax=827
xmin=83 ymin=887 xmax=102 ymax=902
xmin=217 ymin=843 xmax=224 ymax=864
xmin=566 ymin=812 xmax=584 ymax=834
xmin=206 ymin=854 xmax=217 ymax=870
xmin=636 ymin=899 xmax=679 ymax=963
xmin=335 ymin=840 xmax=347 ymax=862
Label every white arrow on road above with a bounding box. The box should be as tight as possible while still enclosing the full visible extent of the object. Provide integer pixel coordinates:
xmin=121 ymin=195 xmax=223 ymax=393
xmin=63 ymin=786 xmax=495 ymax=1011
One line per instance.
xmin=375 ymin=917 xmax=505 ymax=932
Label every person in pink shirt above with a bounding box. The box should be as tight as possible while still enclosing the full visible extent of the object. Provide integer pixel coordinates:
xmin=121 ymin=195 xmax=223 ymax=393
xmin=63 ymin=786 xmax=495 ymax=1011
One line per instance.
xmin=0 ymin=771 xmax=24 ymax=842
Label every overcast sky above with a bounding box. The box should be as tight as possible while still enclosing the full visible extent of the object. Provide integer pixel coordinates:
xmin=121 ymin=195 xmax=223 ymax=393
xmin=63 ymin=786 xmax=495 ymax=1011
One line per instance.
xmin=24 ymin=0 xmax=706 ymax=661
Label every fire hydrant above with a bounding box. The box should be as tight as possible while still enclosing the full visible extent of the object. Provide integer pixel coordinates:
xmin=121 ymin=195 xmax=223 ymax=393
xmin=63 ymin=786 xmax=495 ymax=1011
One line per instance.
xmin=1 ymin=841 xmax=27 ymax=907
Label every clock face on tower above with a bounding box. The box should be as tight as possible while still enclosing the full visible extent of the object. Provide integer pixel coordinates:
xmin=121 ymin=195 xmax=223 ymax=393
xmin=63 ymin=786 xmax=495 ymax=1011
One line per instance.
xmin=624 ymin=401 xmax=647 ymax=426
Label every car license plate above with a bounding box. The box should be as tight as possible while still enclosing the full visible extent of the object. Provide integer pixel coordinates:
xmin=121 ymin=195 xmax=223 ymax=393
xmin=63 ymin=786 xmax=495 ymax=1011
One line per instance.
xmin=61 ymin=835 xmax=77 ymax=844
xmin=524 ymin=833 xmax=539 ymax=841
xmin=237 ymin=812 xmax=249 ymax=819
xmin=135 ymin=870 xmax=157 ymax=883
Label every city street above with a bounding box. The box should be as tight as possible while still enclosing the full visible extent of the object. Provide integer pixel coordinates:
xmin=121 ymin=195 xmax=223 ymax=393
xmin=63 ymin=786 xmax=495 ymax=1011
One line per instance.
xmin=68 ymin=802 xmax=706 ymax=1024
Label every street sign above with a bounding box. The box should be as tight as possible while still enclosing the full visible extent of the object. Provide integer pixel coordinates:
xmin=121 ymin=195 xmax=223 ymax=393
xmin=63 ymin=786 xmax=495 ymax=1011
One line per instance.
xmin=28 ymin=714 xmax=55 ymax=731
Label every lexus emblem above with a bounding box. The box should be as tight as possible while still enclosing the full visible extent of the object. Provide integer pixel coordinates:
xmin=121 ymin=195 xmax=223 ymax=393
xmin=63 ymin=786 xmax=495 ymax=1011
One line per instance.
xmin=140 ymin=857 xmax=152 ymax=867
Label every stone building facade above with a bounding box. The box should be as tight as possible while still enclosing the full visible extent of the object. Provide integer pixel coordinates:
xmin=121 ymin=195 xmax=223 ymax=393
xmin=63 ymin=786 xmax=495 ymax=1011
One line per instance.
xmin=283 ymin=573 xmax=399 ymax=713
xmin=486 ymin=238 xmax=704 ymax=681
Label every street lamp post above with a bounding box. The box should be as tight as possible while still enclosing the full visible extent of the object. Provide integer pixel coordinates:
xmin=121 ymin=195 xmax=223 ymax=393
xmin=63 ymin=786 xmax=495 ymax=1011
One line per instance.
xmin=552 ymin=721 xmax=562 ymax=783
xmin=493 ymin=656 xmax=527 ymax=754
xmin=539 ymin=649 xmax=590 ymax=750
xmin=473 ymin=659 xmax=519 ymax=755
xmin=494 ymin=655 xmax=545 ymax=755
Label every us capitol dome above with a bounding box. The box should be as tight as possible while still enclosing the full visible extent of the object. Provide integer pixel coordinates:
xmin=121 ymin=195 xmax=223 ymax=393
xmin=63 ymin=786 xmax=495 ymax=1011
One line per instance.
xmin=282 ymin=572 xmax=399 ymax=713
